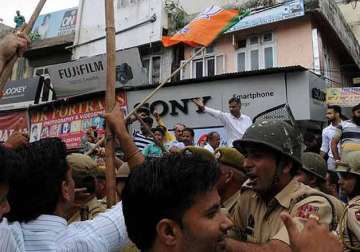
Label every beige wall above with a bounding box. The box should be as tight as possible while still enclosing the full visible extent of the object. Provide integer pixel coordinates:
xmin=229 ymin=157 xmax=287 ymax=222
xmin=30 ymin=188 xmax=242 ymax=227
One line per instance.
xmin=276 ymin=19 xmax=313 ymax=69
xmin=178 ymin=0 xmax=247 ymax=14
xmin=184 ymin=18 xmax=314 ymax=74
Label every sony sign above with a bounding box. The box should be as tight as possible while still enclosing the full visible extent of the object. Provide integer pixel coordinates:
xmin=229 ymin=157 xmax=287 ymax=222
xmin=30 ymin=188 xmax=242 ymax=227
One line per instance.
xmin=133 ymin=96 xmax=212 ymax=117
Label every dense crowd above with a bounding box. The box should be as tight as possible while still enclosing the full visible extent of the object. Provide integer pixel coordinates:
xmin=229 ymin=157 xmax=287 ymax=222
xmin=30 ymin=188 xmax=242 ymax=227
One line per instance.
xmin=0 ymin=31 xmax=360 ymax=252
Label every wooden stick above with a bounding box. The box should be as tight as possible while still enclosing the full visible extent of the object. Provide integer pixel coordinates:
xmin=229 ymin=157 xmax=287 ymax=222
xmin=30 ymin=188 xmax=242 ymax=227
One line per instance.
xmin=0 ymin=0 xmax=47 ymax=92
xmin=134 ymin=113 xmax=168 ymax=154
xmin=104 ymin=0 xmax=117 ymax=208
xmin=124 ymin=46 xmax=205 ymax=120
xmin=86 ymin=46 xmax=205 ymax=156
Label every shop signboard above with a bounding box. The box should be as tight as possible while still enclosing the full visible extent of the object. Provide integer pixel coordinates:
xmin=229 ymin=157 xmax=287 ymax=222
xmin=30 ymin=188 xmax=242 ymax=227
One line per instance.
xmin=0 ymin=111 xmax=28 ymax=143
xmin=30 ymin=92 xmax=126 ymax=149
xmin=48 ymin=48 xmax=147 ymax=98
xmin=326 ymin=87 xmax=360 ymax=107
xmin=226 ymin=0 xmax=304 ymax=33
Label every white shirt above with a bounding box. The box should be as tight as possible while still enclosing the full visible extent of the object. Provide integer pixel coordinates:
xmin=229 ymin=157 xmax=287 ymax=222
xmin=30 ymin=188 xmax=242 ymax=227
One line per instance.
xmin=9 ymin=202 xmax=128 ymax=252
xmin=204 ymin=107 xmax=252 ymax=147
xmin=204 ymin=143 xmax=215 ymax=153
xmin=167 ymin=140 xmax=185 ymax=150
xmin=320 ymin=123 xmax=341 ymax=159
xmin=0 ymin=219 xmax=21 ymax=252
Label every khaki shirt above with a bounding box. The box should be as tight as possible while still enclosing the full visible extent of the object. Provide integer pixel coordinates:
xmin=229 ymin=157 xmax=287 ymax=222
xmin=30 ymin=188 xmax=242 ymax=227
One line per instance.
xmin=68 ymin=197 xmax=106 ymax=223
xmin=223 ymin=191 xmax=240 ymax=217
xmin=340 ymin=195 xmax=360 ymax=251
xmin=120 ymin=243 xmax=140 ymax=252
xmin=231 ymin=178 xmax=334 ymax=245
xmin=313 ymin=186 xmax=345 ymax=224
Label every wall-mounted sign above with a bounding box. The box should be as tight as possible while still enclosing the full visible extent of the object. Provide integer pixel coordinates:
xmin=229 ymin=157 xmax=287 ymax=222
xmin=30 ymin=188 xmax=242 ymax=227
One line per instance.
xmin=0 ymin=111 xmax=28 ymax=143
xmin=29 ymin=92 xmax=126 ymax=149
xmin=0 ymin=77 xmax=41 ymax=105
xmin=326 ymin=87 xmax=360 ymax=107
xmin=226 ymin=0 xmax=304 ymax=33
xmin=32 ymin=8 xmax=78 ymax=39
xmin=48 ymin=48 xmax=147 ymax=98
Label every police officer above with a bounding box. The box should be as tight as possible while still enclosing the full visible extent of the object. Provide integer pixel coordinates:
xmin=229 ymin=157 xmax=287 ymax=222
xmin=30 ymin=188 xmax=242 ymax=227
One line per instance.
xmin=337 ymin=151 xmax=360 ymax=251
xmin=214 ymin=147 xmax=246 ymax=215
xmin=116 ymin=162 xmax=130 ymax=200
xmin=297 ymin=152 xmax=344 ymax=224
xmin=225 ymin=120 xmax=336 ymax=251
xmin=67 ymin=153 xmax=106 ymax=223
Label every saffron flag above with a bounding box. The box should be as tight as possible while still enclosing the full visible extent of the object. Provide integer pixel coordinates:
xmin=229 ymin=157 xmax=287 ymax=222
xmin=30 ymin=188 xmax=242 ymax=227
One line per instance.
xmin=162 ymin=6 xmax=239 ymax=47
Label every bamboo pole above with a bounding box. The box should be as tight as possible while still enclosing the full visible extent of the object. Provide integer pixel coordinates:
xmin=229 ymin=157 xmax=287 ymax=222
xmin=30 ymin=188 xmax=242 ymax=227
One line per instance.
xmin=104 ymin=0 xmax=117 ymax=208
xmin=0 ymin=0 xmax=47 ymax=91
xmin=85 ymin=46 xmax=205 ymax=156
xmin=124 ymin=46 xmax=205 ymax=121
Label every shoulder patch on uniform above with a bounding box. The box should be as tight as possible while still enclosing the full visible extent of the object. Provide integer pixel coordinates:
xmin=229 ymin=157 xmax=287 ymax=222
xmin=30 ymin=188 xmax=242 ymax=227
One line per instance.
xmin=296 ymin=204 xmax=319 ymax=219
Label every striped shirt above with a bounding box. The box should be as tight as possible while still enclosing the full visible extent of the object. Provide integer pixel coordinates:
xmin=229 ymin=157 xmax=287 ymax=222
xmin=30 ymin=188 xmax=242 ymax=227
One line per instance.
xmin=133 ymin=130 xmax=154 ymax=151
xmin=0 ymin=219 xmax=21 ymax=252
xmin=338 ymin=120 xmax=360 ymax=145
xmin=8 ymin=202 xmax=128 ymax=252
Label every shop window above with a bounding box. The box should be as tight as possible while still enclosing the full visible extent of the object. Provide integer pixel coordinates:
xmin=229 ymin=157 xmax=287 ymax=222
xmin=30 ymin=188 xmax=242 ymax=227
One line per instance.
xmin=237 ymin=52 xmax=246 ymax=72
xmin=193 ymin=60 xmax=203 ymax=78
xmin=142 ymin=56 xmax=161 ymax=84
xmin=236 ymin=32 xmax=276 ymax=72
xmin=250 ymin=50 xmax=259 ymax=70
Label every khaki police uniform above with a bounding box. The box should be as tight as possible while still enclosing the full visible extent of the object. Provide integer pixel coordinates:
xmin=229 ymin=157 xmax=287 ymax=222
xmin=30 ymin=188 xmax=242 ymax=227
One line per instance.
xmin=337 ymin=151 xmax=360 ymax=251
xmin=68 ymin=196 xmax=107 ymax=223
xmin=214 ymin=147 xmax=245 ymax=216
xmin=313 ymin=186 xmax=345 ymax=225
xmin=223 ymin=191 xmax=240 ymax=216
xmin=339 ymin=196 xmax=360 ymax=251
xmin=231 ymin=178 xmax=336 ymax=245
xmin=67 ymin=153 xmax=107 ymax=223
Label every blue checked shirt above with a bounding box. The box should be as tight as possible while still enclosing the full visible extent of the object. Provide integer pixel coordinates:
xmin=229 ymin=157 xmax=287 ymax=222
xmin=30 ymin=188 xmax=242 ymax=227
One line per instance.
xmin=7 ymin=202 xmax=129 ymax=252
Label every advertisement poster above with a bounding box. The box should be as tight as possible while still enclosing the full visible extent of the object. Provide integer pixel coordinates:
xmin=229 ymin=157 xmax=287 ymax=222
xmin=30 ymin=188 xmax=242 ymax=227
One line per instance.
xmin=48 ymin=48 xmax=147 ymax=98
xmin=0 ymin=77 xmax=41 ymax=105
xmin=30 ymin=92 xmax=126 ymax=149
xmin=326 ymin=87 xmax=360 ymax=107
xmin=32 ymin=8 xmax=78 ymax=39
xmin=0 ymin=111 xmax=28 ymax=143
xmin=226 ymin=0 xmax=304 ymax=33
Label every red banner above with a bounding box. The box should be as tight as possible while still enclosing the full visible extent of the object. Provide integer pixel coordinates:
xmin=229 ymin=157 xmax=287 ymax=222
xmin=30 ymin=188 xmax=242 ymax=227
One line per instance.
xmin=30 ymin=92 xmax=126 ymax=149
xmin=0 ymin=111 xmax=28 ymax=143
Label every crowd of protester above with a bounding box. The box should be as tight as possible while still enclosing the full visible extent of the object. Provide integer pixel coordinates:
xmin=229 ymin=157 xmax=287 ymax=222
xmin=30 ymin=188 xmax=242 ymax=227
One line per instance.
xmin=1 ymin=31 xmax=360 ymax=252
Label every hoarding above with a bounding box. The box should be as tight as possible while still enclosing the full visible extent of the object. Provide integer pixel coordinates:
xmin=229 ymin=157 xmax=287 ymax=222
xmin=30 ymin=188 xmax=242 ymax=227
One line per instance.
xmin=226 ymin=0 xmax=304 ymax=33
xmin=326 ymin=87 xmax=360 ymax=107
xmin=0 ymin=77 xmax=41 ymax=105
xmin=0 ymin=111 xmax=28 ymax=143
xmin=32 ymin=8 xmax=78 ymax=39
xmin=48 ymin=48 xmax=147 ymax=98
xmin=30 ymin=92 xmax=126 ymax=149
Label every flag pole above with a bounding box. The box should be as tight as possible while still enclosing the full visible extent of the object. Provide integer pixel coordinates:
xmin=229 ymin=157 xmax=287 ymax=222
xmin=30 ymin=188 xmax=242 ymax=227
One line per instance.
xmin=124 ymin=46 xmax=205 ymax=121
xmin=0 ymin=0 xmax=47 ymax=93
xmin=86 ymin=46 xmax=205 ymax=157
xmin=104 ymin=0 xmax=117 ymax=207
